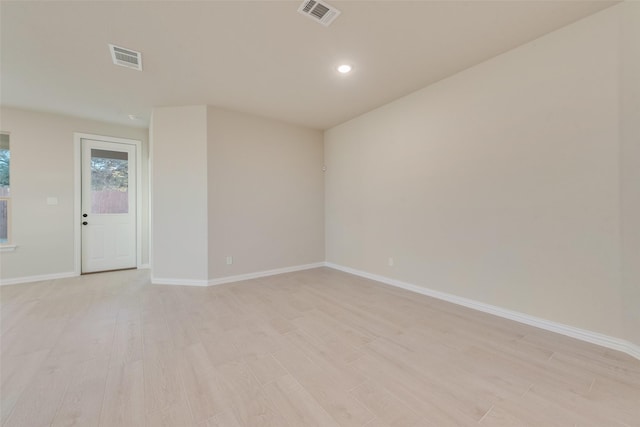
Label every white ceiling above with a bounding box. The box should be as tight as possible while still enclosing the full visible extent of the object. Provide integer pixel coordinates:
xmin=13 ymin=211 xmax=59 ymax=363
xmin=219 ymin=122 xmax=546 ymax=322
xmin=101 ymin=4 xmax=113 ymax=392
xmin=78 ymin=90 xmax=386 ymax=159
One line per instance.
xmin=0 ymin=0 xmax=617 ymax=130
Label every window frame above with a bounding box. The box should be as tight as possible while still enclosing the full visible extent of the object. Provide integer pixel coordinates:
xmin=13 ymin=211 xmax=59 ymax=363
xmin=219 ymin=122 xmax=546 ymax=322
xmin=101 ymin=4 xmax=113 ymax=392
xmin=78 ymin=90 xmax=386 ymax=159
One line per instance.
xmin=0 ymin=197 xmax=11 ymax=246
xmin=0 ymin=131 xmax=12 ymax=250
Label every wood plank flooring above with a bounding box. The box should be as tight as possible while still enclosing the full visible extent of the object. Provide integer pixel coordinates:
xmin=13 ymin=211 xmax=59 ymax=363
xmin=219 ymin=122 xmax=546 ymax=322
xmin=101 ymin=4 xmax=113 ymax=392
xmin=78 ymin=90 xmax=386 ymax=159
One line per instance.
xmin=1 ymin=267 xmax=639 ymax=426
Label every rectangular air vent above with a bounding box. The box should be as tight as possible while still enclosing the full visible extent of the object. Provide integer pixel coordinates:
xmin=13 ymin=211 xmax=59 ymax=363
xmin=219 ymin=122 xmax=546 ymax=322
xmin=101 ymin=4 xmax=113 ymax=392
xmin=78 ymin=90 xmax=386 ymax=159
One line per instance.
xmin=109 ymin=44 xmax=142 ymax=71
xmin=298 ymin=0 xmax=341 ymax=27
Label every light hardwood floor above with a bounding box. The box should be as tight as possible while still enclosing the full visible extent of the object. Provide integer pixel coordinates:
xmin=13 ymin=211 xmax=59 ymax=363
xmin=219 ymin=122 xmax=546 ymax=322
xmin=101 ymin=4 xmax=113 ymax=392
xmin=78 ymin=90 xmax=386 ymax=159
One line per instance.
xmin=1 ymin=267 xmax=639 ymax=426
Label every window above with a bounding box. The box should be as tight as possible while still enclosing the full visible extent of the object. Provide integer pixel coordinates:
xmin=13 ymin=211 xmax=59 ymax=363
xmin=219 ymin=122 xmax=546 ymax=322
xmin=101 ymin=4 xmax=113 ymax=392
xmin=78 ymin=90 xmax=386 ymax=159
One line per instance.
xmin=0 ymin=133 xmax=10 ymax=245
xmin=90 ymin=149 xmax=129 ymax=214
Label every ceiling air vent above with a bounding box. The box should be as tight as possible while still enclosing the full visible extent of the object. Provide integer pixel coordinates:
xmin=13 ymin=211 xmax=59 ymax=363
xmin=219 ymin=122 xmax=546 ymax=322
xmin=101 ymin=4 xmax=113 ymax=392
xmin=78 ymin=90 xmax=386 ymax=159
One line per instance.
xmin=298 ymin=0 xmax=341 ymax=27
xmin=109 ymin=44 xmax=142 ymax=71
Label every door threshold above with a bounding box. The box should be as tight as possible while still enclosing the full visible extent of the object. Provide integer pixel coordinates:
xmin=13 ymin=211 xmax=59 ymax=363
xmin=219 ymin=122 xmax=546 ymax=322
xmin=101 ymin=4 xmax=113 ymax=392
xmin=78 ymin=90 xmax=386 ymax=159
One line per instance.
xmin=81 ymin=267 xmax=137 ymax=275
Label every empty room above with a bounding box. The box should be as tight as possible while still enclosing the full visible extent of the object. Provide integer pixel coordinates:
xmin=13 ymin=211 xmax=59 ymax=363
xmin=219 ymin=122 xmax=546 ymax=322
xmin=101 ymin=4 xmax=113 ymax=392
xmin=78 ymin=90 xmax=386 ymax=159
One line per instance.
xmin=1 ymin=0 xmax=639 ymax=426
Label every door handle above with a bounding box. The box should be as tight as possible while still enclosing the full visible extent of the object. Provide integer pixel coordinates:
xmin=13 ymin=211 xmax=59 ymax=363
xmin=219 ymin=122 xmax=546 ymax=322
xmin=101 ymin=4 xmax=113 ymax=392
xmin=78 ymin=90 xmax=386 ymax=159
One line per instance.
xmin=82 ymin=221 xmax=88 ymax=225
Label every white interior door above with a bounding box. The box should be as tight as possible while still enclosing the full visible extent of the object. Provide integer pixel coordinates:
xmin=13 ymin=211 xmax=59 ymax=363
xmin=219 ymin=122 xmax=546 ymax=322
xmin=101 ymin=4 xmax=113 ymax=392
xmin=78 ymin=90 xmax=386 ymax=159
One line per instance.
xmin=81 ymin=139 xmax=136 ymax=273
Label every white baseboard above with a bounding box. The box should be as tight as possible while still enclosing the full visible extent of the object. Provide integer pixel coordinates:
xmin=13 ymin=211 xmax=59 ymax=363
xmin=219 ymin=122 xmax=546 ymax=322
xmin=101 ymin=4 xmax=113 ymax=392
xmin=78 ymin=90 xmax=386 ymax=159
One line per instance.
xmin=3 ymin=265 xmax=150 ymax=286
xmin=0 ymin=271 xmax=78 ymax=286
xmin=6 ymin=262 xmax=636 ymax=360
xmin=208 ymin=262 xmax=326 ymax=286
xmin=325 ymin=262 xmax=640 ymax=361
xmin=623 ymin=341 xmax=640 ymax=360
xmin=151 ymin=262 xmax=325 ymax=287
xmin=151 ymin=277 xmax=209 ymax=286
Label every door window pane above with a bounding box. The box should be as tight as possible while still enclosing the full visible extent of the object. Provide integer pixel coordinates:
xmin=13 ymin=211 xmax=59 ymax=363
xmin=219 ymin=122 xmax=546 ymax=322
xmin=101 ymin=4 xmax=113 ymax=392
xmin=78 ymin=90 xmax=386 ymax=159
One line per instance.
xmin=91 ymin=149 xmax=129 ymax=214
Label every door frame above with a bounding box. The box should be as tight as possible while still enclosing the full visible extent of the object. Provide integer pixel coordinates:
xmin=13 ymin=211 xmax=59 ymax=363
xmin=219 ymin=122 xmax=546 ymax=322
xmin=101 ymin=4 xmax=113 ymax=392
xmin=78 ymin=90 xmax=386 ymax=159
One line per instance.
xmin=74 ymin=133 xmax=142 ymax=275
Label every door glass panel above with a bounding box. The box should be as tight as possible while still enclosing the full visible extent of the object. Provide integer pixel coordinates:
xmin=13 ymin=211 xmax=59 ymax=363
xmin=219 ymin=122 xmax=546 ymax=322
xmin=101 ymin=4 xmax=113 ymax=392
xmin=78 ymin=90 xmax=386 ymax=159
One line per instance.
xmin=91 ymin=149 xmax=128 ymax=214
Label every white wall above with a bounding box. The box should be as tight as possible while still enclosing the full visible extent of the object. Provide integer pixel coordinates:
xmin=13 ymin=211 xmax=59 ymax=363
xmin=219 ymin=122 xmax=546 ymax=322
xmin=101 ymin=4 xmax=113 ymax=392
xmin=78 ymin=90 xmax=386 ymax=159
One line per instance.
xmin=325 ymin=6 xmax=630 ymax=340
xmin=151 ymin=106 xmax=324 ymax=283
xmin=150 ymin=106 xmax=209 ymax=282
xmin=207 ymin=107 xmax=324 ymax=278
xmin=0 ymin=107 xmax=149 ymax=281
xmin=620 ymin=1 xmax=640 ymax=345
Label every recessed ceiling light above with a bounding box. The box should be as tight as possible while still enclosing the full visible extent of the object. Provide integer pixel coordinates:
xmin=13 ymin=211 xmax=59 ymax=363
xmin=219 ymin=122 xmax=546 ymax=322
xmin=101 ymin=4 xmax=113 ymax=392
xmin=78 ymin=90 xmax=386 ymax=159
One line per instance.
xmin=337 ymin=64 xmax=352 ymax=74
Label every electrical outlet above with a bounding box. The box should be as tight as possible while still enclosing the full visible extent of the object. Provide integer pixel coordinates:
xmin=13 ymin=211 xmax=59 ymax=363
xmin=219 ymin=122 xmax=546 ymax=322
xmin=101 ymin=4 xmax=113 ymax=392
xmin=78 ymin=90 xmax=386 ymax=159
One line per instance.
xmin=226 ymin=256 xmax=233 ymax=265
xmin=388 ymin=257 xmax=394 ymax=267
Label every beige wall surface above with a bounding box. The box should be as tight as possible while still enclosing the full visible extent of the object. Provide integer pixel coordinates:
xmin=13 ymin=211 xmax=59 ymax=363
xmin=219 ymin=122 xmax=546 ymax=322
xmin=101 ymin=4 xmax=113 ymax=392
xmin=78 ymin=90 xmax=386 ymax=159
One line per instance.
xmin=620 ymin=1 xmax=640 ymax=345
xmin=325 ymin=6 xmax=627 ymax=339
xmin=0 ymin=107 xmax=149 ymax=280
xmin=207 ymin=107 xmax=324 ymax=279
xmin=151 ymin=106 xmax=324 ymax=283
xmin=150 ymin=106 xmax=209 ymax=282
